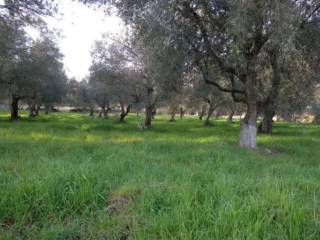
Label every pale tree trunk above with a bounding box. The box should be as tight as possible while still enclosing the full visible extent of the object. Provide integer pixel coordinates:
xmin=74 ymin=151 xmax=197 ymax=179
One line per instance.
xmin=238 ymin=73 xmax=258 ymax=149
xmin=239 ymin=102 xmax=258 ymax=149
xmin=10 ymin=95 xmax=20 ymax=121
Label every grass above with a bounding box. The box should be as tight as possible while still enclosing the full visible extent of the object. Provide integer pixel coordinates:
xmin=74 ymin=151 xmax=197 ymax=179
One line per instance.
xmin=0 ymin=112 xmax=319 ymax=239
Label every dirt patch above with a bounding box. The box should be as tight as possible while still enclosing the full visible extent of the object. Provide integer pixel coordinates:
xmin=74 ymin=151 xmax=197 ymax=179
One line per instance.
xmin=258 ymin=147 xmax=283 ymax=156
xmin=106 ymin=196 xmax=131 ymax=215
xmin=106 ymin=184 xmax=141 ymax=215
xmin=1 ymin=217 xmax=15 ymax=229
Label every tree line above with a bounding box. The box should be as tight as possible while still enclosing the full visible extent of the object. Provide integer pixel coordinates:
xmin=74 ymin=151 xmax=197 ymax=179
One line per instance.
xmin=1 ymin=0 xmax=320 ymax=149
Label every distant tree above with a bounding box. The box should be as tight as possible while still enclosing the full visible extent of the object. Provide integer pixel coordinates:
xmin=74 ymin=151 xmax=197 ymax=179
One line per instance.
xmin=190 ymin=73 xmax=228 ymax=126
xmin=67 ymin=79 xmax=95 ymax=115
xmin=89 ymin=37 xmax=142 ymax=122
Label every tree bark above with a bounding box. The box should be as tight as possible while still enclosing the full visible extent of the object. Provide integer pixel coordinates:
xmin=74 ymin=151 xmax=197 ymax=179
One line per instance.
xmin=179 ymin=107 xmax=185 ymax=119
xmin=204 ymin=104 xmax=215 ymax=125
xmin=145 ymin=105 xmax=153 ymax=127
xmin=118 ymin=104 xmax=131 ymax=123
xmin=258 ymin=49 xmax=281 ymax=134
xmin=144 ymin=87 xmax=157 ymax=127
xmin=258 ymin=107 xmax=274 ymax=133
xmin=10 ymin=95 xmax=20 ymax=121
xmin=239 ymin=101 xmax=258 ymax=149
xmin=199 ymin=104 xmax=207 ymax=121
xmin=238 ymin=73 xmax=258 ymax=149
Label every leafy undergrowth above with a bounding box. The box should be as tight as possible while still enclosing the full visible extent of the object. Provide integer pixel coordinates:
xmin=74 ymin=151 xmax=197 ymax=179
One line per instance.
xmin=0 ymin=113 xmax=319 ymax=239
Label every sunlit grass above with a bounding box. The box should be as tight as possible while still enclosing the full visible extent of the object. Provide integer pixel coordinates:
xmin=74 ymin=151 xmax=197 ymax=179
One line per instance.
xmin=0 ymin=112 xmax=319 ymax=239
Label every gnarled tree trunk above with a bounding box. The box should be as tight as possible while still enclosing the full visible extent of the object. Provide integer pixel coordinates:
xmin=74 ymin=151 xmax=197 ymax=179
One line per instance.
xmin=145 ymin=105 xmax=153 ymax=127
xmin=199 ymin=104 xmax=207 ymax=121
xmin=258 ymin=107 xmax=275 ymax=134
xmin=238 ymin=72 xmax=258 ymax=149
xmin=10 ymin=95 xmax=20 ymax=121
xmin=258 ymin=49 xmax=281 ymax=134
xmin=204 ymin=104 xmax=215 ymax=125
xmin=239 ymin=101 xmax=258 ymax=149
xmin=118 ymin=104 xmax=131 ymax=123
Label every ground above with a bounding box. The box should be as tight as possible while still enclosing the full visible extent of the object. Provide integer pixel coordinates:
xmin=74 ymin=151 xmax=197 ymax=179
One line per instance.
xmin=0 ymin=112 xmax=319 ymax=239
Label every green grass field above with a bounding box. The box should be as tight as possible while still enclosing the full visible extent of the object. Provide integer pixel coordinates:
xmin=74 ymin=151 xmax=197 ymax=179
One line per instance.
xmin=0 ymin=112 xmax=319 ymax=239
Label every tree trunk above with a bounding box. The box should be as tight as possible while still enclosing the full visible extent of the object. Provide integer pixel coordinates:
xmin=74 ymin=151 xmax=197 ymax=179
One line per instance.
xmin=228 ymin=110 xmax=235 ymax=123
xmin=258 ymin=49 xmax=281 ymax=134
xmin=30 ymin=103 xmax=40 ymax=117
xmin=35 ymin=104 xmax=40 ymax=116
xmin=238 ymin=101 xmax=258 ymax=149
xmin=258 ymin=107 xmax=275 ymax=134
xmin=145 ymin=106 xmax=153 ymax=127
xmin=118 ymin=104 xmax=131 ymax=123
xmin=89 ymin=107 xmax=94 ymax=117
xmin=169 ymin=112 xmax=176 ymax=122
xmin=238 ymin=72 xmax=258 ymax=149
xmin=152 ymin=109 xmax=157 ymax=119
xmin=99 ymin=106 xmax=107 ymax=118
xmin=314 ymin=114 xmax=320 ymax=124
xmin=204 ymin=105 xmax=215 ymax=125
xmin=11 ymin=95 xmax=20 ymax=121
xmin=199 ymin=105 xmax=207 ymax=121
xmin=169 ymin=104 xmax=177 ymax=122
xmin=45 ymin=105 xmax=50 ymax=115
xmin=144 ymin=87 xmax=156 ymax=128
xmin=179 ymin=107 xmax=185 ymax=119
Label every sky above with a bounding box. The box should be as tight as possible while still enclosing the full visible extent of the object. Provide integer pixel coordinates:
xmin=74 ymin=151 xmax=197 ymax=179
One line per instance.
xmin=34 ymin=1 xmax=124 ymax=81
